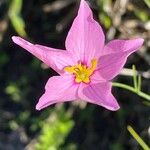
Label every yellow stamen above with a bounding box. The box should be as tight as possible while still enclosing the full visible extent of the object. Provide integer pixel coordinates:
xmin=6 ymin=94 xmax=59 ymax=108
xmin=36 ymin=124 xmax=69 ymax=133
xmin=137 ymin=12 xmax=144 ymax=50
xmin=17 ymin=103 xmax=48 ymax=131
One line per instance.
xmin=64 ymin=59 xmax=97 ymax=83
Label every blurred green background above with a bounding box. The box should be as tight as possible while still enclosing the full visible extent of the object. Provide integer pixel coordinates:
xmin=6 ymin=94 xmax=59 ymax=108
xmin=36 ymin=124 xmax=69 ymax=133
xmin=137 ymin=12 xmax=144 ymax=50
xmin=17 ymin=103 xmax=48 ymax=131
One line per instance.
xmin=0 ymin=0 xmax=149 ymax=149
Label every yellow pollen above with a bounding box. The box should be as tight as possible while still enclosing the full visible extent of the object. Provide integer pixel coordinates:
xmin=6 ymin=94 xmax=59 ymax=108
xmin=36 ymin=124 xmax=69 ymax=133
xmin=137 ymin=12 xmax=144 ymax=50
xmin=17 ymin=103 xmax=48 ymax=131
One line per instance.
xmin=64 ymin=59 xmax=97 ymax=83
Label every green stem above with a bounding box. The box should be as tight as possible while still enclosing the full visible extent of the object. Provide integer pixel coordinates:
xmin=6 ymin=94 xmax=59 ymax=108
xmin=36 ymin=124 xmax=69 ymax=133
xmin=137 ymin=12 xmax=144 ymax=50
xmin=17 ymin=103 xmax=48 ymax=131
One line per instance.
xmin=127 ymin=125 xmax=150 ymax=150
xmin=138 ymin=75 xmax=142 ymax=91
xmin=132 ymin=65 xmax=138 ymax=90
xmin=112 ymin=82 xmax=150 ymax=101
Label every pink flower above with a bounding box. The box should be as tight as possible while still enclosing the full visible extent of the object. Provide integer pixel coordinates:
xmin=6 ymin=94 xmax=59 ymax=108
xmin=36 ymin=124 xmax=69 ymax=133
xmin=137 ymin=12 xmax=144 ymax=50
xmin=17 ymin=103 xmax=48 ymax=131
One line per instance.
xmin=12 ymin=0 xmax=144 ymax=111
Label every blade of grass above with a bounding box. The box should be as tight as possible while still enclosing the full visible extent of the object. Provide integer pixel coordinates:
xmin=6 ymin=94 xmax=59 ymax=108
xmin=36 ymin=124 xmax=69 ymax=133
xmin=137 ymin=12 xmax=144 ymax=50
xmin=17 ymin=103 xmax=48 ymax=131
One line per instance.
xmin=127 ymin=125 xmax=150 ymax=150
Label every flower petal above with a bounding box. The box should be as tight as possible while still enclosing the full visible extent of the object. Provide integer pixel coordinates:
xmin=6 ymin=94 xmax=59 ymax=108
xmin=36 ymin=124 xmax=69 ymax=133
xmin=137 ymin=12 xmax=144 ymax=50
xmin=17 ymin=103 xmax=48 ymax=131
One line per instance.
xmin=97 ymin=38 xmax=144 ymax=80
xmin=36 ymin=75 xmax=79 ymax=110
xmin=90 ymin=70 xmax=106 ymax=83
xmin=12 ymin=36 xmax=75 ymax=74
xmin=78 ymin=82 xmax=120 ymax=111
xmin=65 ymin=0 xmax=105 ymax=65
xmin=102 ymin=38 xmax=144 ymax=55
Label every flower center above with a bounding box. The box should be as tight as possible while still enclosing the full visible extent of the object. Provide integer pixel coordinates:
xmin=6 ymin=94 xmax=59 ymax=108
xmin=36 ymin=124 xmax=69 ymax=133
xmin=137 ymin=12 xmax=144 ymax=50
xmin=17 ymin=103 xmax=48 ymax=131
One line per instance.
xmin=64 ymin=59 xmax=97 ymax=83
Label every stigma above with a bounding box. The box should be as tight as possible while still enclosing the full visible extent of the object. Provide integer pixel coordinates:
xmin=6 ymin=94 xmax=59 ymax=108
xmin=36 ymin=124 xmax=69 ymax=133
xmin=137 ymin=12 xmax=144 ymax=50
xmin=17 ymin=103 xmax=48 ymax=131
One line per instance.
xmin=64 ymin=59 xmax=97 ymax=83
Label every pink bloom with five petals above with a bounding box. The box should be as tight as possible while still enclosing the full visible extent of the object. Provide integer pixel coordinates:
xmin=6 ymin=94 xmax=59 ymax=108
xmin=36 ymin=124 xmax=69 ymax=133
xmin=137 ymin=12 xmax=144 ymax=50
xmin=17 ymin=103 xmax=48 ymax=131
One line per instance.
xmin=12 ymin=0 xmax=144 ymax=111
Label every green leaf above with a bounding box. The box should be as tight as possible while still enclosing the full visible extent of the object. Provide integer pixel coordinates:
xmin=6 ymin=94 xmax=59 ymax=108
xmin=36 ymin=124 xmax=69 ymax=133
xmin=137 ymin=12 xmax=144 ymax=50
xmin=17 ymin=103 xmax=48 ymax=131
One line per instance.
xmin=8 ymin=0 xmax=27 ymax=37
xmin=35 ymin=106 xmax=74 ymax=150
xmin=5 ymin=83 xmax=21 ymax=102
xmin=134 ymin=9 xmax=149 ymax=22
xmin=143 ymin=0 xmax=150 ymax=8
xmin=99 ymin=12 xmax=112 ymax=29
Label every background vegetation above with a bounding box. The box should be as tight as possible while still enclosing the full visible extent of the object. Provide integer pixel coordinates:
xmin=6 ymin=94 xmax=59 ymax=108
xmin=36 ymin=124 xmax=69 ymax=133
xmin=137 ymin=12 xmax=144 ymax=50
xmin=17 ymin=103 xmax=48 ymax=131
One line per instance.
xmin=0 ymin=0 xmax=149 ymax=149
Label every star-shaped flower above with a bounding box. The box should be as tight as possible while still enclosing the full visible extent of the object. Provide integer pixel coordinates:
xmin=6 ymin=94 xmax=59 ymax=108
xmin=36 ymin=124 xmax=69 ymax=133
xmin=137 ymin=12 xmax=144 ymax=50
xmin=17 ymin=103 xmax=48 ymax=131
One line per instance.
xmin=12 ymin=0 xmax=144 ymax=111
